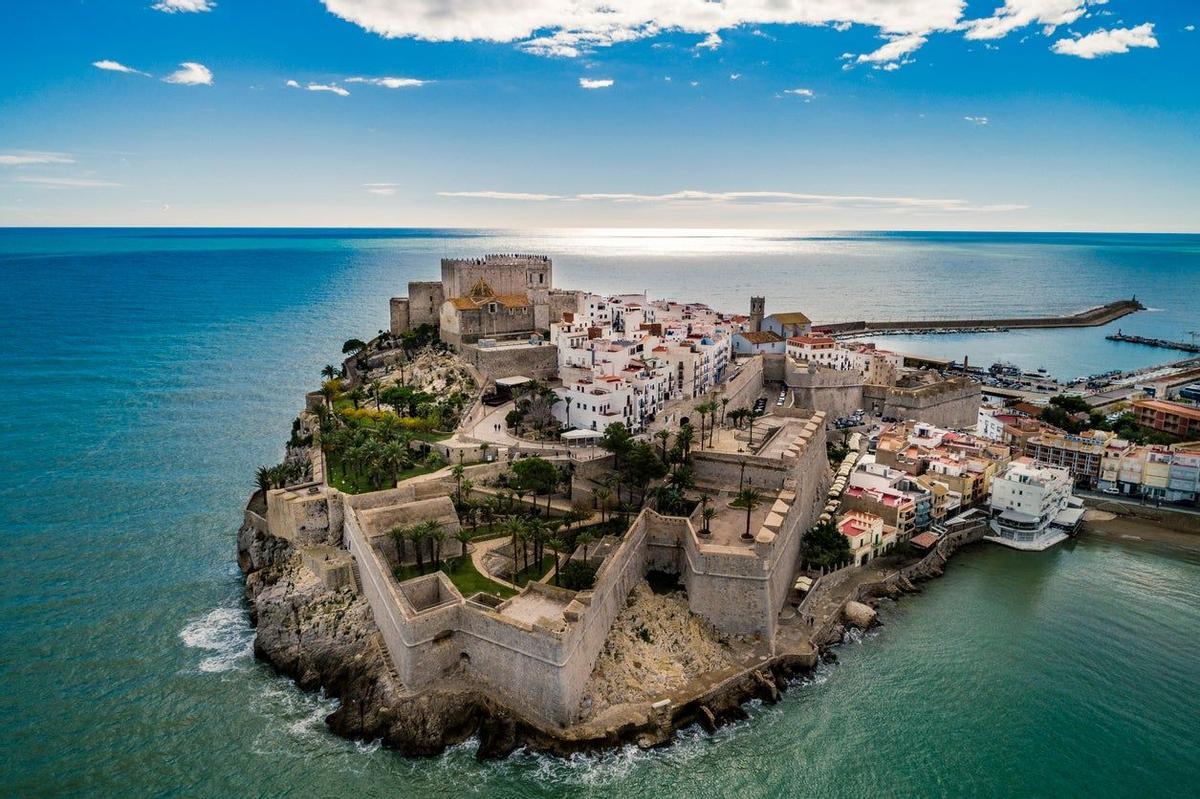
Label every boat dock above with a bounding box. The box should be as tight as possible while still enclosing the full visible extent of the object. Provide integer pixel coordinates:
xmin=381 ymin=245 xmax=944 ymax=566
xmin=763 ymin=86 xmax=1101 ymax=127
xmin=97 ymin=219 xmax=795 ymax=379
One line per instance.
xmin=1105 ymin=331 xmax=1200 ymax=354
xmin=814 ymin=298 xmax=1144 ymax=337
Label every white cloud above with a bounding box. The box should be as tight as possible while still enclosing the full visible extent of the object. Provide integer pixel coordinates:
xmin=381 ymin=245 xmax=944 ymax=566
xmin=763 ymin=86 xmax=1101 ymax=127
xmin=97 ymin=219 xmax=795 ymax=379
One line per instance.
xmin=439 ymin=190 xmax=563 ymax=201
xmin=0 ymin=152 xmax=75 ymax=166
xmin=964 ymin=115 xmax=989 ymax=124
xmin=1051 ymin=23 xmax=1158 ymax=58
xmin=695 ymin=32 xmax=722 ymax=50
xmin=439 ymin=188 xmax=1026 ymax=213
xmin=287 ymin=80 xmax=349 ymax=95
xmin=729 ymin=73 xmax=741 ymax=80
xmin=964 ymin=1 xmax=1093 ymax=41
xmin=92 ymin=59 xmax=150 ymax=76
xmin=855 ymin=33 xmax=927 ymax=68
xmin=365 ymin=183 xmax=396 ymax=195
xmin=1185 ymin=25 xmax=1195 ymax=32
xmin=12 ymin=176 xmax=123 ymax=188
xmin=319 ymin=1 xmax=965 ymax=58
xmin=579 ymin=77 xmax=614 ymax=89
xmin=783 ymin=88 xmax=815 ymax=102
xmin=152 ymin=0 xmax=215 ymax=13
xmin=345 ymin=76 xmax=428 ymax=88
xmin=162 ymin=62 xmax=213 ymax=85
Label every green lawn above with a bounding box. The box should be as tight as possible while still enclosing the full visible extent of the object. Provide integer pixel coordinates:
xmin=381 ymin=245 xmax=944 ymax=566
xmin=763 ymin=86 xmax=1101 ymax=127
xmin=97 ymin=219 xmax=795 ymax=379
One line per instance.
xmin=394 ymin=556 xmax=516 ymax=599
xmin=326 ymin=453 xmax=444 ymax=494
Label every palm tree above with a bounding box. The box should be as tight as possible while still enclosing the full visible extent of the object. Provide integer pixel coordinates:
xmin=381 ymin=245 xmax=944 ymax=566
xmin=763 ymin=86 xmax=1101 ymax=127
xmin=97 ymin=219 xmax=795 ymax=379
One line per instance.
xmin=701 ymin=506 xmax=717 ymax=536
xmin=459 ymin=477 xmax=474 ymax=504
xmin=347 ymin=386 xmax=365 ymax=410
xmin=454 ymin=528 xmax=472 ymax=563
xmin=320 ymin=378 xmax=342 ymax=410
xmin=369 ymin=379 xmax=383 ymax=410
xmin=736 ymin=487 xmax=762 ymax=540
xmin=390 ymin=525 xmax=409 ymax=567
xmin=695 ymin=401 xmax=714 ymax=450
xmin=547 ymin=537 xmax=565 ymax=586
xmin=321 ymin=364 xmax=339 ymax=381
xmin=654 ymin=429 xmax=671 ymax=461
xmin=747 ymin=409 xmax=765 ymax=446
xmin=407 ymin=525 xmax=427 ymax=573
xmin=676 ymin=424 xmax=695 ymax=461
xmin=720 ymin=397 xmax=730 ymax=426
xmin=424 ymin=520 xmax=446 ymax=569
xmin=576 ymin=532 xmax=594 ymax=561
xmin=708 ymin=401 xmax=720 ymax=447
xmin=503 ymin=517 xmax=525 ymax=578
xmin=254 ymin=465 xmax=275 ymax=499
xmin=451 ymin=464 xmax=466 ymax=504
xmin=594 ymin=486 xmax=611 ymax=524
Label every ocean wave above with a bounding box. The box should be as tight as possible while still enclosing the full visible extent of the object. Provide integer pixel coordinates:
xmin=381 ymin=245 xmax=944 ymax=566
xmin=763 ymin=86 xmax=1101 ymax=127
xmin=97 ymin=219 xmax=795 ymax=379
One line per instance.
xmin=179 ymin=606 xmax=254 ymax=673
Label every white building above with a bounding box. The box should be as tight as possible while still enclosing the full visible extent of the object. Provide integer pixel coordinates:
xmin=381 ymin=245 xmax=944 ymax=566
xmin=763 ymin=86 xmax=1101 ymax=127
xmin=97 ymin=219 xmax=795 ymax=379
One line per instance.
xmin=986 ymin=457 xmax=1083 ymax=551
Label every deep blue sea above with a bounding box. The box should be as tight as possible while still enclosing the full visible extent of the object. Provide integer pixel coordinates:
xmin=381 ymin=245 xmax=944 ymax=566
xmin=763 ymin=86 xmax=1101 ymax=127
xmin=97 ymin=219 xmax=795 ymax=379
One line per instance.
xmin=2 ymin=229 xmax=1199 ymax=797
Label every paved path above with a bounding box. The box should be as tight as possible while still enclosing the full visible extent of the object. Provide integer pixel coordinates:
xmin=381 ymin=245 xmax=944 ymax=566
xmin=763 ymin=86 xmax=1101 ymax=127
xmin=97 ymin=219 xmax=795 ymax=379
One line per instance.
xmin=469 ymin=536 xmax=519 ymax=590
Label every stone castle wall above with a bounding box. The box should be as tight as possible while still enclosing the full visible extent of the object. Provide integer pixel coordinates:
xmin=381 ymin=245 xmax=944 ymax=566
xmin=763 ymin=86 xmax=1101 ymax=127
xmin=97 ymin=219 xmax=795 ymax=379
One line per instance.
xmin=460 ymin=341 xmax=559 ymax=381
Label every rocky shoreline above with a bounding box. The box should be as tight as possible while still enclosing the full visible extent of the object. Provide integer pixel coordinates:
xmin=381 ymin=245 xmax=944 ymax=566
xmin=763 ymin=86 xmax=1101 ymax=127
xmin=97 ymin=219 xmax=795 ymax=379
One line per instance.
xmin=238 ymin=516 xmax=982 ymax=759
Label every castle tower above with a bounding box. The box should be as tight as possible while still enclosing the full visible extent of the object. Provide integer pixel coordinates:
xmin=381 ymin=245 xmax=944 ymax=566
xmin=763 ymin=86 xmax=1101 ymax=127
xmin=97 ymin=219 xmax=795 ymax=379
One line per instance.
xmin=750 ymin=296 xmax=766 ymax=333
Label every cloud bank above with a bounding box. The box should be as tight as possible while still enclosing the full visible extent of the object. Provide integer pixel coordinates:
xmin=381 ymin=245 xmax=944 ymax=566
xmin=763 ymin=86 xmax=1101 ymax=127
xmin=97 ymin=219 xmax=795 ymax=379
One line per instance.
xmin=579 ymin=77 xmax=614 ymax=89
xmin=319 ymin=1 xmax=1145 ymax=69
xmin=438 ymin=188 xmax=1027 ymax=213
xmin=346 ymin=76 xmax=428 ymax=88
xmin=0 ymin=151 xmax=75 ymax=166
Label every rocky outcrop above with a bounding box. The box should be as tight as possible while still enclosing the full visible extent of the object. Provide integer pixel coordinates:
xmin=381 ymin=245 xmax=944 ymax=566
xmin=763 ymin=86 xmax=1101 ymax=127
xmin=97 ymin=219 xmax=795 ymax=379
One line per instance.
xmin=843 ymin=600 xmax=878 ymax=630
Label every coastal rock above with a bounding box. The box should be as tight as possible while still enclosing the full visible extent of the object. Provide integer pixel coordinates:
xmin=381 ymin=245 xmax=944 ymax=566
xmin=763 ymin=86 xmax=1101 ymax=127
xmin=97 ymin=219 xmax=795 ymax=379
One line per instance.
xmin=843 ymin=601 xmax=878 ymax=630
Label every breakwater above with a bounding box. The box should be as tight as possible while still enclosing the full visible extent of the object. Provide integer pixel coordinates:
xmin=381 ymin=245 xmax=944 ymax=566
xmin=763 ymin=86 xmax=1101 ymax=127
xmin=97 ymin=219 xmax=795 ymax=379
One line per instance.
xmin=813 ymin=298 xmax=1143 ymax=336
xmin=1106 ymin=331 xmax=1200 ymax=354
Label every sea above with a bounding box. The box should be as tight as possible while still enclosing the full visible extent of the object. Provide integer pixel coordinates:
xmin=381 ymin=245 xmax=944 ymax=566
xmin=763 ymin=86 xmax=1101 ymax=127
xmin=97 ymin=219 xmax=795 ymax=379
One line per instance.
xmin=2 ymin=228 xmax=1198 ymax=797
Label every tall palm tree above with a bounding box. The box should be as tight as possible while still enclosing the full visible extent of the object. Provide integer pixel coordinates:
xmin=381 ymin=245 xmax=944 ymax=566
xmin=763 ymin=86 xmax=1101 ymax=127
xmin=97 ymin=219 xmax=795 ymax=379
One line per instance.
xmin=454 ymin=528 xmax=472 ymax=563
xmin=459 ymin=477 xmax=474 ymax=504
xmin=369 ymin=379 xmax=383 ymax=410
xmin=503 ymin=517 xmax=525 ymax=578
xmin=695 ymin=401 xmax=713 ymax=450
xmin=708 ymin=401 xmax=720 ymax=446
xmin=320 ymin=379 xmax=341 ymax=411
xmin=676 ymin=424 xmax=695 ymax=461
xmin=390 ymin=525 xmax=409 ymax=567
xmin=407 ymin=525 xmax=427 ymax=573
xmin=654 ymin=429 xmax=671 ymax=462
xmin=347 ymin=386 xmax=365 ymax=410
xmin=548 ymin=537 xmax=565 ymax=586
xmin=321 ymin=364 xmax=339 ymax=381
xmin=594 ymin=486 xmax=611 ymax=524
xmin=451 ymin=463 xmax=466 ymax=504
xmin=720 ymin=397 xmax=730 ymax=426
xmin=701 ymin=506 xmax=716 ymax=537
xmin=747 ymin=409 xmax=765 ymax=446
xmin=576 ymin=532 xmax=594 ymax=561
xmin=423 ymin=520 xmax=446 ymax=569
xmin=736 ymin=487 xmax=762 ymax=540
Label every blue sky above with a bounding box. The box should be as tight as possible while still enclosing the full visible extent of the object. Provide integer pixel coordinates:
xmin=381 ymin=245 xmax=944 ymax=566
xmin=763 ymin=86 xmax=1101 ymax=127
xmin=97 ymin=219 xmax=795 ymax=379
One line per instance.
xmin=1 ymin=0 xmax=1197 ymax=230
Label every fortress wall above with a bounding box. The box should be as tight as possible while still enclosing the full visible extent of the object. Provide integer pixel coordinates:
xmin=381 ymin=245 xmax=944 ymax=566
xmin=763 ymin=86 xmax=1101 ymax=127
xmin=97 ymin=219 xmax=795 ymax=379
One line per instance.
xmin=265 ymin=486 xmax=341 ymax=545
xmin=389 ymin=297 xmax=410 ymax=336
xmin=882 ymin=381 xmax=981 ymax=428
xmin=461 ymin=342 xmax=558 ymax=381
xmin=721 ymin=355 xmax=766 ymax=411
xmin=407 ymin=281 xmax=444 ymax=329
xmin=692 ymin=450 xmax=792 ymax=491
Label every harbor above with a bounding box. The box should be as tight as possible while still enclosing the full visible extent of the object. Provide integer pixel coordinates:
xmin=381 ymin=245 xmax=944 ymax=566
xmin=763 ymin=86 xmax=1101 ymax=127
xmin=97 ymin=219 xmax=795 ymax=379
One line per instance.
xmin=813 ymin=298 xmax=1144 ymax=337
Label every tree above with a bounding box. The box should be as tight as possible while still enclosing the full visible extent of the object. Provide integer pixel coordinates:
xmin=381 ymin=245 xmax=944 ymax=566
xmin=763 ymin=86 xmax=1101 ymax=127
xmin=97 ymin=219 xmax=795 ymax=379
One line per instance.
xmin=503 ymin=517 xmax=526 ymax=578
xmin=676 ymin=424 xmax=695 ymax=461
xmin=547 ymin=537 xmax=565 ymax=586
xmin=625 ymin=442 xmax=668 ymax=505
xmin=407 ymin=525 xmax=427 ymax=573
xmin=321 ymin=364 xmax=339 ymax=381
xmin=803 ymin=517 xmax=852 ymax=570
xmin=695 ymin=401 xmax=714 ymax=450
xmin=320 ymin=378 xmax=342 ymax=410
xmin=654 ymin=429 xmax=672 ymax=461
xmin=369 ymin=379 xmax=383 ymax=410
xmin=459 ymin=477 xmax=474 ymax=505
xmin=510 ymin=456 xmax=559 ymax=515
xmin=451 ymin=463 xmax=466 ymax=504
xmin=598 ymin=422 xmax=634 ymax=468
xmin=594 ymin=485 xmax=612 ymax=523
xmin=747 ymin=409 xmax=765 ymax=446
xmin=390 ymin=525 xmax=409 ymax=569
xmin=720 ymin=397 xmax=730 ymax=426
xmin=701 ymin=506 xmax=717 ymax=536
xmin=576 ymin=531 xmax=595 ymax=561
xmin=560 ymin=559 xmax=597 ymax=591
xmin=347 ymin=386 xmax=366 ymax=410
xmin=424 ymin=520 xmax=446 ymax=569
xmin=736 ymin=487 xmax=763 ymax=540
xmin=454 ymin=528 xmax=472 ymax=562
xmin=342 ymin=338 xmax=368 ymax=356
xmin=254 ymin=465 xmax=275 ymax=498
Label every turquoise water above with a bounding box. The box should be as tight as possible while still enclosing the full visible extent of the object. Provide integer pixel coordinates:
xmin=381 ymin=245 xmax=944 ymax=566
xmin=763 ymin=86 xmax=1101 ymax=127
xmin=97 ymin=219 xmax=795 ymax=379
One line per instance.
xmin=2 ymin=229 xmax=1199 ymax=796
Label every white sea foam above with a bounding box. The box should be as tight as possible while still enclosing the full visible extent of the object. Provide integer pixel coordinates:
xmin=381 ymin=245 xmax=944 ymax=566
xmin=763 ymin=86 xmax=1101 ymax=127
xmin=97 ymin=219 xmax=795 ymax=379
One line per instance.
xmin=179 ymin=606 xmax=254 ymax=672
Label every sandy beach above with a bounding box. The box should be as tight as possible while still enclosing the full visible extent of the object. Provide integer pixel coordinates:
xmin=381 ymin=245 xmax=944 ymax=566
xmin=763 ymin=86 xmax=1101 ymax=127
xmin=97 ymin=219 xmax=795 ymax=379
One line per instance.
xmin=1082 ymin=511 xmax=1200 ymax=555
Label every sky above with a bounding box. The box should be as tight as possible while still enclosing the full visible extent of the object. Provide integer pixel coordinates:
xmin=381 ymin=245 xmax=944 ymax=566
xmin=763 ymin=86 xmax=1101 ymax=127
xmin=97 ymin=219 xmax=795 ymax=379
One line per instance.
xmin=1 ymin=0 xmax=1197 ymax=231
